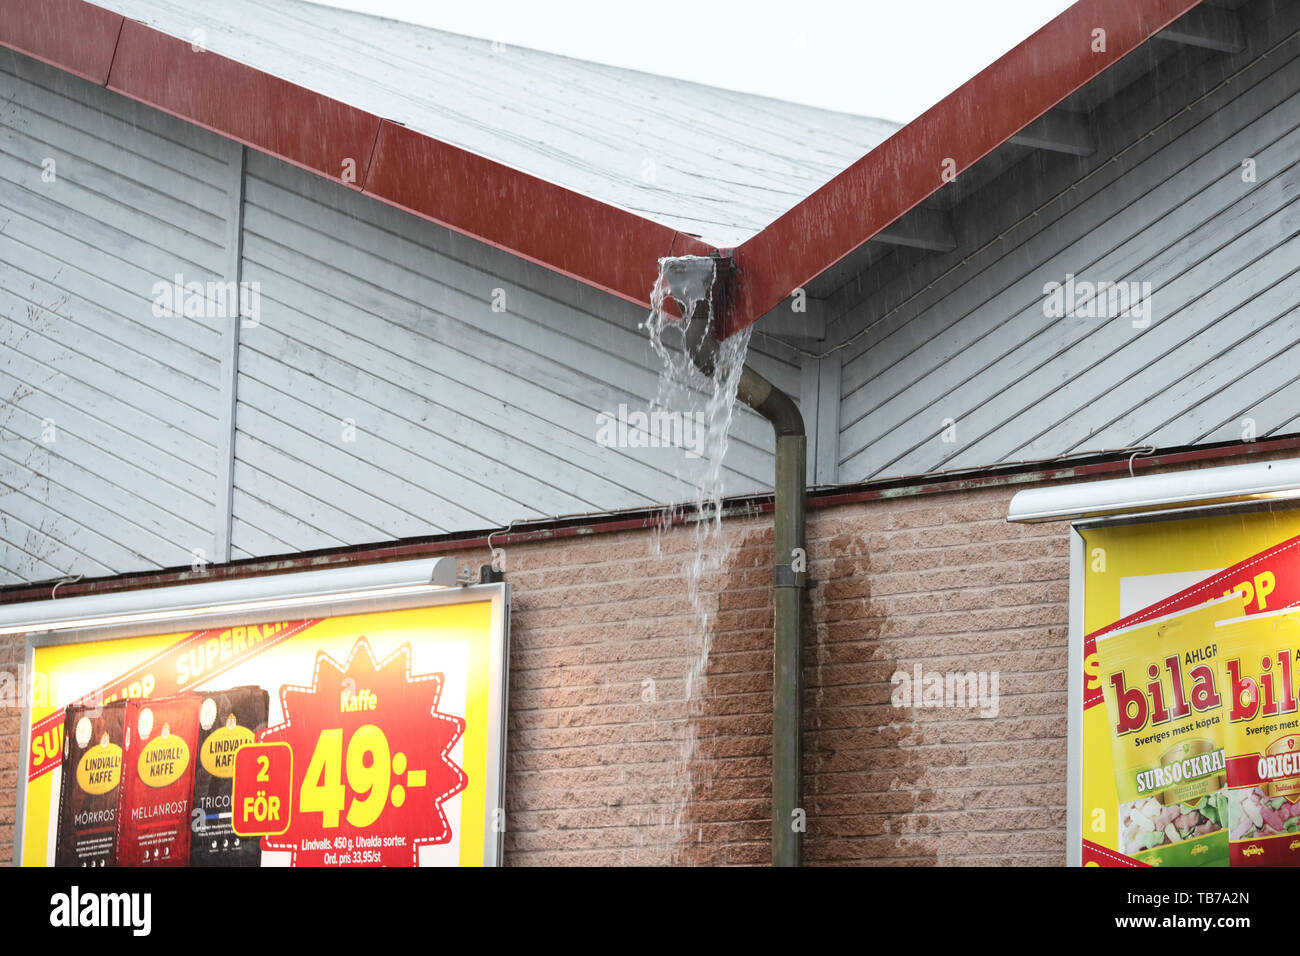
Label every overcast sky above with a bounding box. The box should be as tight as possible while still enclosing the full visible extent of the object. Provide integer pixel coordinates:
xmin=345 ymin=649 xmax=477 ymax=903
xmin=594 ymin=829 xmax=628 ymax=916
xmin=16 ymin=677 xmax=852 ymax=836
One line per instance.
xmin=302 ymin=0 xmax=1077 ymax=123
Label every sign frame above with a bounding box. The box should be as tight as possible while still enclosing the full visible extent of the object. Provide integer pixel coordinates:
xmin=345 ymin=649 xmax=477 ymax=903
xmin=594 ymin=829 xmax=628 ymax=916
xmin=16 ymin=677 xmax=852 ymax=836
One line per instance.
xmin=12 ymin=565 xmax=510 ymax=868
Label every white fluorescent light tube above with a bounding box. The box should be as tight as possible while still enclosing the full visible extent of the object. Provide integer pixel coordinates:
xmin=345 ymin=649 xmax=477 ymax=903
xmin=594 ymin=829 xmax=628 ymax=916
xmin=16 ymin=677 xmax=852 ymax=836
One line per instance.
xmin=1007 ymin=458 xmax=1300 ymax=523
xmin=0 ymin=557 xmax=458 ymax=636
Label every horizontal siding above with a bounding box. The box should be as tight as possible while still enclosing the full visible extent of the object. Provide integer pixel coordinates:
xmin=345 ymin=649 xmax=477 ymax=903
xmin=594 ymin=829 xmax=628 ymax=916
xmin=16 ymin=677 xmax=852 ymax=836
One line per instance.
xmin=0 ymin=46 xmax=804 ymax=578
xmin=0 ymin=50 xmax=231 ymax=584
xmin=233 ymin=152 xmax=797 ymax=553
xmin=836 ymin=3 xmax=1300 ymax=482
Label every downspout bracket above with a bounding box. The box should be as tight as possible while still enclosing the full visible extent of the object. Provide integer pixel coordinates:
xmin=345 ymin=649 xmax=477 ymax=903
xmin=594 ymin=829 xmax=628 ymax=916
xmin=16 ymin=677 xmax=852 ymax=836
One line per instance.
xmin=773 ymin=565 xmax=808 ymax=589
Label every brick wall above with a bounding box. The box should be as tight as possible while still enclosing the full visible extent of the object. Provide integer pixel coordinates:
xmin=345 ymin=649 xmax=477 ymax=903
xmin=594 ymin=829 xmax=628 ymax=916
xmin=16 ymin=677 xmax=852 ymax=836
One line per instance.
xmin=3 ymin=451 xmax=1290 ymax=865
xmin=499 ymin=481 xmax=1069 ymax=865
xmin=0 ymin=629 xmax=17 ymax=863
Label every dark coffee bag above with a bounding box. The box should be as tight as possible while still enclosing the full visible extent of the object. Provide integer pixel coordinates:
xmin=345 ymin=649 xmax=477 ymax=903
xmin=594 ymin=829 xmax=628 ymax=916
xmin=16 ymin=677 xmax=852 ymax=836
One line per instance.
xmin=111 ymin=695 xmax=201 ymax=866
xmin=190 ymin=686 xmax=269 ymax=867
xmin=54 ymin=700 xmax=127 ymax=867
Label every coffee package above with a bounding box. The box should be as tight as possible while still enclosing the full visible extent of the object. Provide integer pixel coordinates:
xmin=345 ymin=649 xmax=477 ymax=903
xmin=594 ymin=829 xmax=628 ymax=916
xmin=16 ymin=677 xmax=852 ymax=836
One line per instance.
xmin=54 ymin=700 xmax=127 ymax=867
xmin=111 ymin=695 xmax=201 ymax=866
xmin=190 ymin=686 xmax=269 ymax=867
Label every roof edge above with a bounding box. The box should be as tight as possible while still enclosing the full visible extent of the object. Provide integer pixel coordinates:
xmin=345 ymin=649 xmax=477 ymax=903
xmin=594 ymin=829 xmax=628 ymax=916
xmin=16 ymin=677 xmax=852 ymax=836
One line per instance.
xmin=0 ymin=0 xmax=121 ymax=83
xmin=0 ymin=0 xmax=714 ymax=309
xmin=0 ymin=0 xmax=1212 ymax=330
xmin=724 ymin=0 xmax=1206 ymax=336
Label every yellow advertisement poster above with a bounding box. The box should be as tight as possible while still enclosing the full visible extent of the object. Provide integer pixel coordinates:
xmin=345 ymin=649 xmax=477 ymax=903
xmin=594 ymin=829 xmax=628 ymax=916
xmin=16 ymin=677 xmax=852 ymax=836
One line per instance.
xmin=18 ymin=587 xmax=508 ymax=868
xmin=1079 ymin=508 xmax=1300 ymax=865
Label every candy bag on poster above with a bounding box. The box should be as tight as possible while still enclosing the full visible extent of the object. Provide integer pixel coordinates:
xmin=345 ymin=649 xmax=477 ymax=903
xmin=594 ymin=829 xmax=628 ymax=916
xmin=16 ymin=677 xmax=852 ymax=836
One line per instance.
xmin=1097 ymin=598 xmax=1242 ymax=866
xmin=1216 ymin=613 xmax=1300 ymax=865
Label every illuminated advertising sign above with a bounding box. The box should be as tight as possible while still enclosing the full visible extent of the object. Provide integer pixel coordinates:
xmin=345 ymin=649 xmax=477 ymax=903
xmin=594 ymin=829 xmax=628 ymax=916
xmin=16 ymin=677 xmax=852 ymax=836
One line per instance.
xmin=11 ymin=560 xmax=509 ymax=867
xmin=1076 ymin=508 xmax=1300 ymax=866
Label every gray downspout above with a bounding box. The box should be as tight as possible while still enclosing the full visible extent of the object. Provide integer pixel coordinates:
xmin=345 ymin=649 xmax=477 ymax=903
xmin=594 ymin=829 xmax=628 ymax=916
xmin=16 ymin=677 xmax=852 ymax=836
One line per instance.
xmin=668 ymin=255 xmax=806 ymax=867
xmin=741 ymin=366 xmax=806 ymax=868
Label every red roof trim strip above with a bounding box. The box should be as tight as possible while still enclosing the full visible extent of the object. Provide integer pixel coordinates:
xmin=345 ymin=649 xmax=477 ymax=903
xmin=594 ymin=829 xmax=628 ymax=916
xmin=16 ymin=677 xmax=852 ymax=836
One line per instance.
xmin=725 ymin=0 xmax=1205 ymax=336
xmin=0 ymin=0 xmax=710 ymax=308
xmin=0 ymin=0 xmax=122 ymax=84
xmin=364 ymin=122 xmax=714 ymax=308
xmin=107 ymin=19 xmax=383 ymax=189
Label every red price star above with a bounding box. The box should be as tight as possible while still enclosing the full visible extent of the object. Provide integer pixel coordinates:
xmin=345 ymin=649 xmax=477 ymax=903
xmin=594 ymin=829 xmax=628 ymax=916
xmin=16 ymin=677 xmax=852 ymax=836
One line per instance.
xmin=258 ymin=638 xmax=467 ymax=866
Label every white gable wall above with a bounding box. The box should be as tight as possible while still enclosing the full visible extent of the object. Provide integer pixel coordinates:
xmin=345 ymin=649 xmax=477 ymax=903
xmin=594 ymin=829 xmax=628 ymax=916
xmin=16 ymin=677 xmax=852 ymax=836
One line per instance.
xmin=833 ymin=0 xmax=1300 ymax=483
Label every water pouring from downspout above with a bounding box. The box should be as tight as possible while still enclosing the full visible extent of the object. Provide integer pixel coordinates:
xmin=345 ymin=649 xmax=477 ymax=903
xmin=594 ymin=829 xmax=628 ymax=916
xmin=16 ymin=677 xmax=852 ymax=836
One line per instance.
xmin=643 ymin=255 xmax=751 ymax=852
xmin=647 ymin=253 xmax=807 ymax=867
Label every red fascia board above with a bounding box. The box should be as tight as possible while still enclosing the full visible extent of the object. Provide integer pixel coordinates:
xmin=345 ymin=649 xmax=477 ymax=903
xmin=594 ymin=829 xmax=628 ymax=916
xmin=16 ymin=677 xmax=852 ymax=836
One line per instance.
xmin=0 ymin=0 xmax=122 ymax=84
xmin=107 ymin=20 xmax=382 ymax=188
xmin=364 ymin=121 xmax=715 ymax=308
xmin=722 ymin=0 xmax=1205 ymax=338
